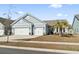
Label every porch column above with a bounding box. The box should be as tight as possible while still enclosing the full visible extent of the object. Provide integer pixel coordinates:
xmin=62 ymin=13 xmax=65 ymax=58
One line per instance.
xmin=58 ymin=28 xmax=60 ymax=33
xmin=54 ymin=28 xmax=56 ymax=33
xmin=65 ymin=27 xmax=68 ymax=33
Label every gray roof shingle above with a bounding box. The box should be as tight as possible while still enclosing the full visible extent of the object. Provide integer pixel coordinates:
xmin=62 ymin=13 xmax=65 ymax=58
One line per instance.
xmin=75 ymin=14 xmax=79 ymax=20
xmin=44 ymin=19 xmax=68 ymax=27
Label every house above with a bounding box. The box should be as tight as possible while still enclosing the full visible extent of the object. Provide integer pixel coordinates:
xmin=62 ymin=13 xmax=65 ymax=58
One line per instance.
xmin=0 ymin=22 xmax=4 ymax=36
xmin=0 ymin=17 xmax=14 ymax=35
xmin=11 ymin=16 xmax=32 ymax=35
xmin=44 ymin=20 xmax=70 ymax=34
xmin=72 ymin=14 xmax=79 ymax=34
xmin=11 ymin=13 xmax=48 ymax=35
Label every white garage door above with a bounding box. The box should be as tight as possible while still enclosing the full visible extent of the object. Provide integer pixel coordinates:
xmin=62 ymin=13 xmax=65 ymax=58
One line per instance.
xmin=0 ymin=30 xmax=4 ymax=35
xmin=34 ymin=28 xmax=43 ymax=35
xmin=14 ymin=28 xmax=29 ymax=35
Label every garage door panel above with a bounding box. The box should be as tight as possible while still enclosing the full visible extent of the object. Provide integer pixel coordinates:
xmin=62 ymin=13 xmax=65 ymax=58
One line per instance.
xmin=34 ymin=28 xmax=43 ymax=35
xmin=14 ymin=28 xmax=29 ymax=35
xmin=0 ymin=30 xmax=4 ymax=35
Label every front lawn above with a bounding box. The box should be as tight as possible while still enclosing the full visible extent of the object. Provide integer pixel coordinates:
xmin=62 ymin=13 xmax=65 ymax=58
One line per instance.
xmin=16 ymin=35 xmax=79 ymax=43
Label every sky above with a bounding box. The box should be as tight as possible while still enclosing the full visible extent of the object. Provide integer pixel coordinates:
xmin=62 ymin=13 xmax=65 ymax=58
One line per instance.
xmin=0 ymin=4 xmax=79 ymax=24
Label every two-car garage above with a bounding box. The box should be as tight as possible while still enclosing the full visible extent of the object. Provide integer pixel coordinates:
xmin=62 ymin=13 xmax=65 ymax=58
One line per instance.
xmin=13 ymin=27 xmax=44 ymax=35
xmin=0 ymin=29 xmax=4 ymax=35
xmin=14 ymin=28 xmax=30 ymax=35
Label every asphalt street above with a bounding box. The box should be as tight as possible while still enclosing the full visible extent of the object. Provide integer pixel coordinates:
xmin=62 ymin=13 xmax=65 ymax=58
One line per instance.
xmin=0 ymin=47 xmax=62 ymax=54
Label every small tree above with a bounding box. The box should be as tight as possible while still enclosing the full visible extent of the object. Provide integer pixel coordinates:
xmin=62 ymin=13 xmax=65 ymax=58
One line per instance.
xmin=54 ymin=20 xmax=69 ymax=36
xmin=6 ymin=25 xmax=11 ymax=43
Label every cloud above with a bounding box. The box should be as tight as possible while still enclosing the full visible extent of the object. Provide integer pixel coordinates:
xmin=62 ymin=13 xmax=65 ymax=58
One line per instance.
xmin=64 ymin=14 xmax=68 ymax=17
xmin=17 ymin=11 xmax=24 ymax=14
xmin=49 ymin=4 xmax=63 ymax=8
xmin=14 ymin=11 xmax=24 ymax=14
xmin=57 ymin=13 xmax=68 ymax=17
xmin=57 ymin=13 xmax=63 ymax=16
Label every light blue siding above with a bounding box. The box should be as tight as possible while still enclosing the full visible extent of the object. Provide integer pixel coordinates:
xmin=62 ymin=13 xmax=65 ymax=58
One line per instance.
xmin=0 ymin=23 xmax=4 ymax=35
xmin=12 ymin=18 xmax=32 ymax=35
xmin=12 ymin=19 xmax=32 ymax=28
xmin=11 ymin=14 xmax=47 ymax=35
xmin=72 ymin=17 xmax=79 ymax=34
xmin=0 ymin=23 xmax=4 ymax=29
xmin=25 ymin=15 xmax=47 ymax=35
xmin=25 ymin=16 xmax=42 ymax=23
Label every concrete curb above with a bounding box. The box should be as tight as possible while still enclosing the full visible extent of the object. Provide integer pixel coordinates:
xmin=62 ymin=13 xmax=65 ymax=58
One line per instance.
xmin=0 ymin=45 xmax=79 ymax=54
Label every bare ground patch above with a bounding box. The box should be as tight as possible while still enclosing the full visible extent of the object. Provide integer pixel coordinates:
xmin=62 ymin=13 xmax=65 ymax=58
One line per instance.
xmin=16 ymin=35 xmax=79 ymax=43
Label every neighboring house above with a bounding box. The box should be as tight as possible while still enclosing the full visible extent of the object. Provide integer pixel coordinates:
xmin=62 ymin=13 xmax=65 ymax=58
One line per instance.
xmin=0 ymin=22 xmax=4 ymax=36
xmin=11 ymin=14 xmax=48 ymax=35
xmin=72 ymin=14 xmax=79 ymax=34
xmin=44 ymin=20 xmax=69 ymax=34
xmin=0 ymin=17 xmax=14 ymax=35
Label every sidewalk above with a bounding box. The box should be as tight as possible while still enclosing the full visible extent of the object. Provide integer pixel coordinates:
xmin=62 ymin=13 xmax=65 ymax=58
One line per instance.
xmin=0 ymin=45 xmax=79 ymax=54
xmin=8 ymin=40 xmax=79 ymax=46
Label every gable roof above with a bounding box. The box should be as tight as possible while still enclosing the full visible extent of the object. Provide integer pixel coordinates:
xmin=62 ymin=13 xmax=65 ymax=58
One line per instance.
xmin=11 ymin=13 xmax=46 ymax=25
xmin=75 ymin=14 xmax=79 ymax=20
xmin=72 ymin=14 xmax=79 ymax=27
xmin=25 ymin=14 xmax=44 ymax=23
xmin=11 ymin=15 xmax=33 ymax=26
xmin=0 ymin=17 xmax=14 ymax=26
